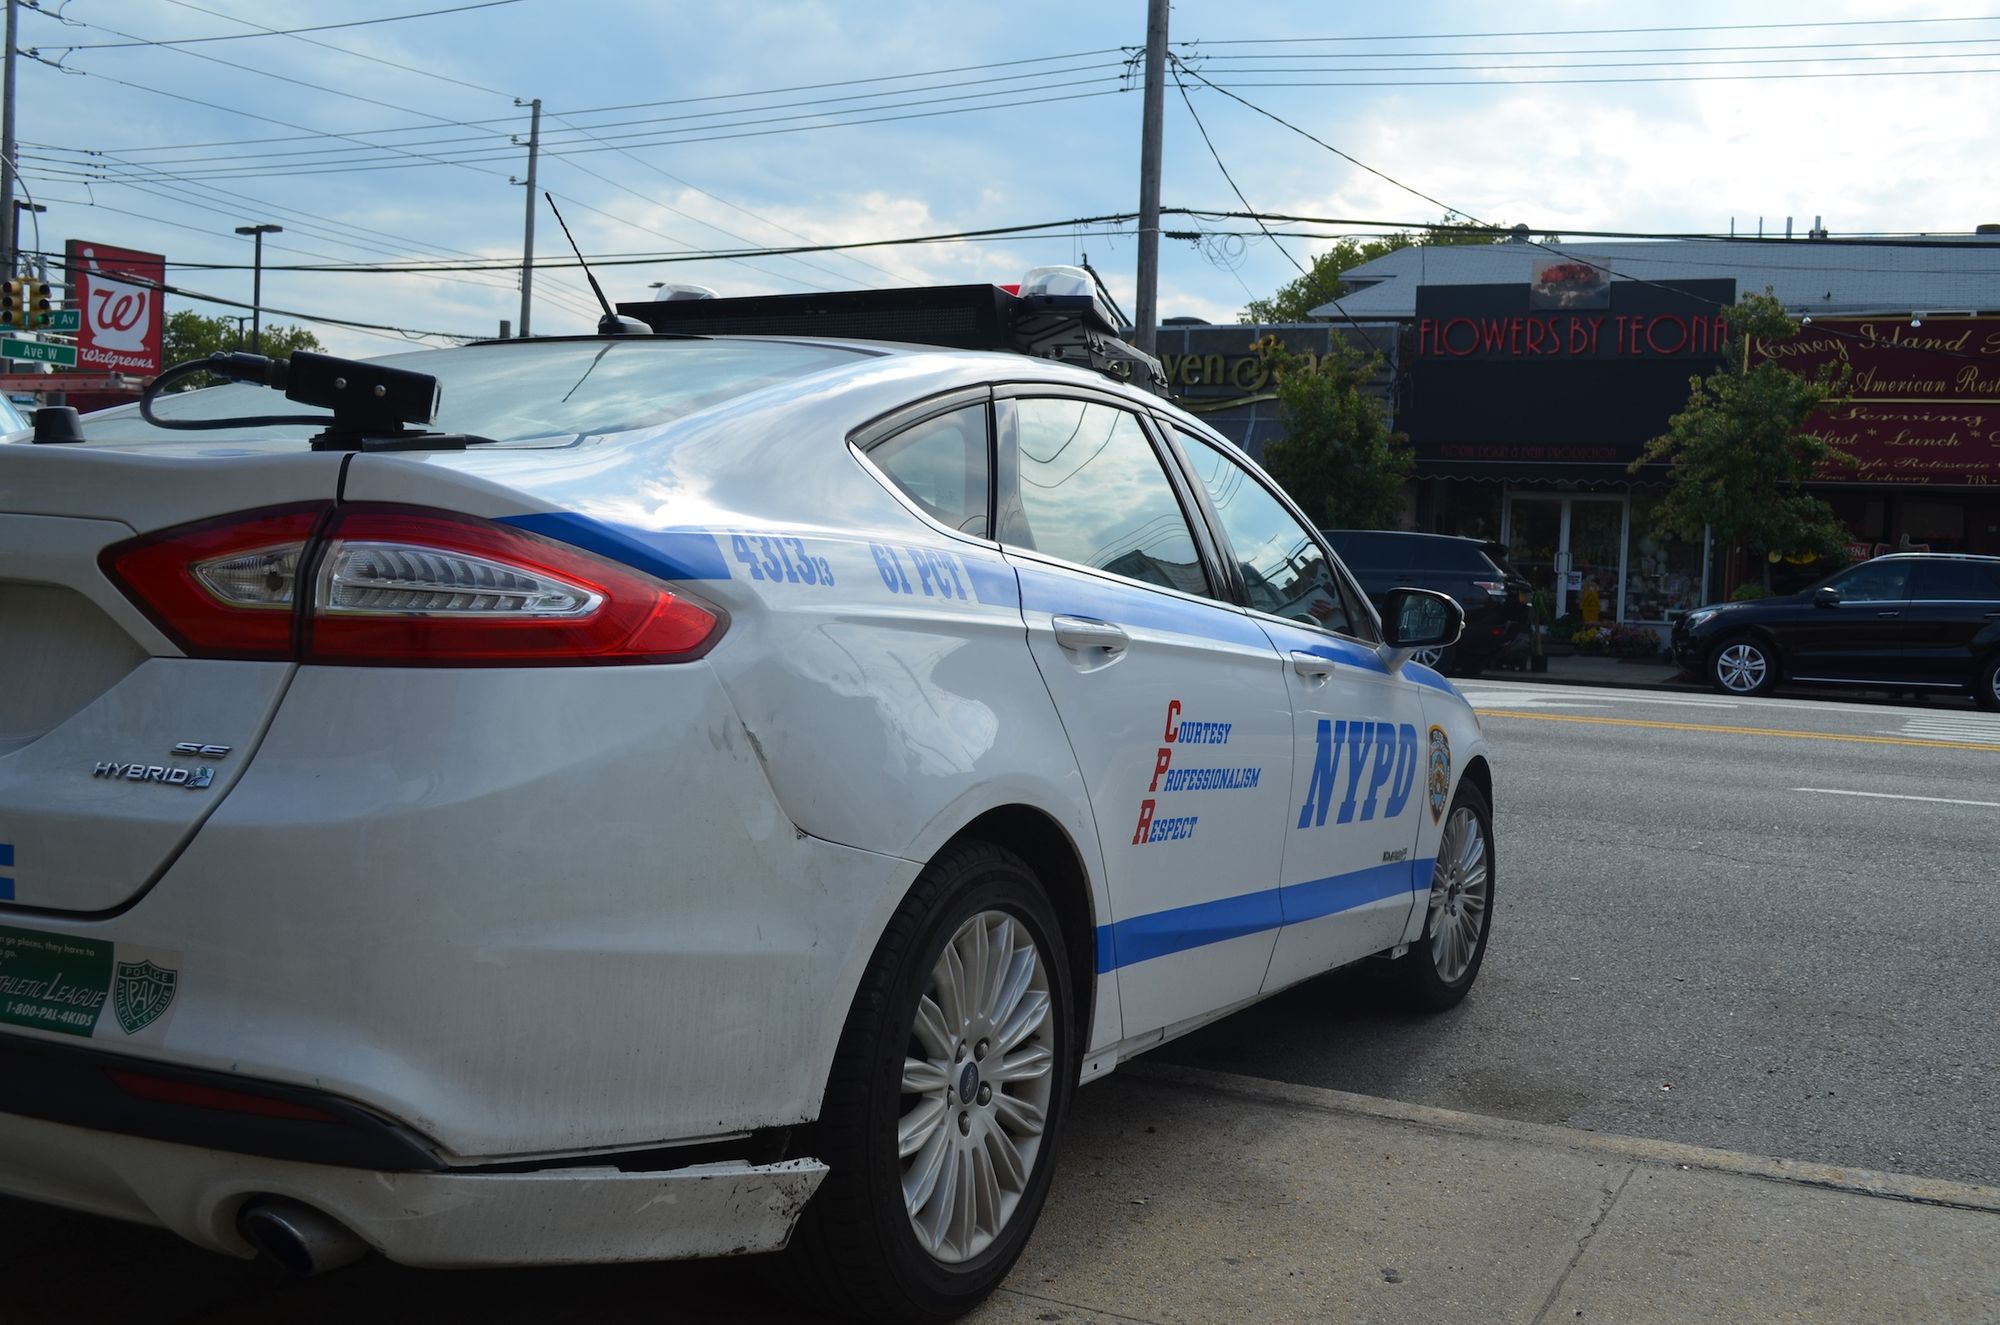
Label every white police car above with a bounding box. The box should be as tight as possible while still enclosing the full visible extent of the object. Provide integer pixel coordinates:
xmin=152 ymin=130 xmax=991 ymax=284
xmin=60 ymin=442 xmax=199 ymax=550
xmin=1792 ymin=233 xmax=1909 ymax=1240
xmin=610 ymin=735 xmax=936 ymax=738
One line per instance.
xmin=0 ymin=275 xmax=1492 ymax=1321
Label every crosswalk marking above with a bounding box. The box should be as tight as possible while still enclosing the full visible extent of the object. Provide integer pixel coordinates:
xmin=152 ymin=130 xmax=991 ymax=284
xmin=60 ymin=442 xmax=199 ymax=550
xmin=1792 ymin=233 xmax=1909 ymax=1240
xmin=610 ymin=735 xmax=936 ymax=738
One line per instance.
xmin=1881 ymin=715 xmax=2000 ymax=746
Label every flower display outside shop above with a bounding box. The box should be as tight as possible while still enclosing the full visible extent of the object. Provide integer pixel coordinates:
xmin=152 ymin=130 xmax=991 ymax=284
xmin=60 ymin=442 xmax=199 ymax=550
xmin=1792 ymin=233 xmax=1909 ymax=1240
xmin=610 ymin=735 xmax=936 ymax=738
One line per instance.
xmin=1570 ymin=622 xmax=1663 ymax=658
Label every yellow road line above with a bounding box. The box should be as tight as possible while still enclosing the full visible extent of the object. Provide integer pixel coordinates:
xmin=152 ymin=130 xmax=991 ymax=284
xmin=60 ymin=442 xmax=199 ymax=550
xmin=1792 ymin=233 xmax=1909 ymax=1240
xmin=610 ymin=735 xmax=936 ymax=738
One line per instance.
xmin=1477 ymin=709 xmax=2000 ymax=753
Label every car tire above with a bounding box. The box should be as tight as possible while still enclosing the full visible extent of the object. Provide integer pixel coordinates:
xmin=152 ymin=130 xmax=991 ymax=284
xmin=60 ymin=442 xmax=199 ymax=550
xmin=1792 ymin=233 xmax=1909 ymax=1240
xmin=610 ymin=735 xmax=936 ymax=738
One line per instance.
xmin=1977 ymin=652 xmax=2000 ymax=712
xmin=784 ymin=841 xmax=1074 ymax=1323
xmin=1708 ymin=634 xmax=1779 ymax=697
xmin=1384 ymin=781 xmax=1494 ymax=1012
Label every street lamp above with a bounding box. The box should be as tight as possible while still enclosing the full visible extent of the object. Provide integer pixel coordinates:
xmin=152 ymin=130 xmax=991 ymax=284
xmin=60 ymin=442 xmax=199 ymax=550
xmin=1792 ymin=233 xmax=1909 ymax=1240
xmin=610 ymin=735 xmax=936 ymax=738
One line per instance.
xmin=234 ymin=223 xmax=282 ymax=352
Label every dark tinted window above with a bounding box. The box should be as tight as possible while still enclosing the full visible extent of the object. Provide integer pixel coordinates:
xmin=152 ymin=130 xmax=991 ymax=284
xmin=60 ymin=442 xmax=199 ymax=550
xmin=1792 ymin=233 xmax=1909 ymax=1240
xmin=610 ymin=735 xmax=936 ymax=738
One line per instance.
xmin=1178 ymin=430 xmax=1357 ymax=635
xmin=1909 ymin=560 xmax=2000 ymax=600
xmin=1829 ymin=560 xmax=1911 ymax=601
xmin=867 ymin=404 xmax=989 ymax=536
xmin=1001 ymin=399 xmax=1207 ymax=596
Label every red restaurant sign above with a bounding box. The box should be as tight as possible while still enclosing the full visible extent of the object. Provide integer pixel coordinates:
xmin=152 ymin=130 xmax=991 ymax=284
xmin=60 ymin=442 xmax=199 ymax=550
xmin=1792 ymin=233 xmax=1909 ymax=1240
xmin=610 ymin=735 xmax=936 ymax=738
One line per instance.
xmin=64 ymin=240 xmax=166 ymax=377
xmin=1757 ymin=317 xmax=2000 ymax=485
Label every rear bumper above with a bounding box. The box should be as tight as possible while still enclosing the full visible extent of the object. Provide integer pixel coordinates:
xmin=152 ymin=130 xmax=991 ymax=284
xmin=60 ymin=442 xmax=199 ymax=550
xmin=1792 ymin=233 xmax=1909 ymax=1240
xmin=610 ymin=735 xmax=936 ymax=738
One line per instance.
xmin=2 ymin=663 xmax=917 ymax=1160
xmin=0 ymin=1109 xmax=825 ymax=1267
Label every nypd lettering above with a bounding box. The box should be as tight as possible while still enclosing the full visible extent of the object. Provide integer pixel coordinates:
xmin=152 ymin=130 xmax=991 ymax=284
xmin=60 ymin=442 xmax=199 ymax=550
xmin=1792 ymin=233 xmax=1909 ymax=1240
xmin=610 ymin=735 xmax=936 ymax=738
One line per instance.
xmin=1296 ymin=719 xmax=1420 ymax=830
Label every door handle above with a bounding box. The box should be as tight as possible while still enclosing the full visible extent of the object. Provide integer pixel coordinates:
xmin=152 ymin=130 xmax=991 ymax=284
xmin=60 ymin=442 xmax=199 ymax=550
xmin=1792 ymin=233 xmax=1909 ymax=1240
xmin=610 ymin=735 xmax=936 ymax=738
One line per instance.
xmin=1291 ymin=651 xmax=1335 ymax=679
xmin=1052 ymin=616 xmax=1129 ymax=654
xmin=1875 ymin=610 xmax=1901 ymax=618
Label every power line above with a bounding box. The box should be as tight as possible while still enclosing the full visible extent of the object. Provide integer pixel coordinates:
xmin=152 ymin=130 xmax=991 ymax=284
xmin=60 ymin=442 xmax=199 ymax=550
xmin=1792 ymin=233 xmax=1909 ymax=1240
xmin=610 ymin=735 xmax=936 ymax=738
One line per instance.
xmin=1180 ymin=15 xmax=2000 ymax=44
xmin=37 ymin=1 xmax=526 ymax=51
xmin=24 ymin=74 xmax=1135 ymax=181
xmin=157 ymin=0 xmax=522 ymax=100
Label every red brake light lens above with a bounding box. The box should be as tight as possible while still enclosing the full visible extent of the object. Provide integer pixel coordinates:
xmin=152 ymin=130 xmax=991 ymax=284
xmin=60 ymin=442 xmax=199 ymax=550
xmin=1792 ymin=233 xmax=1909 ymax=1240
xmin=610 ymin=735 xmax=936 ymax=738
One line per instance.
xmin=101 ymin=503 xmax=328 ymax=661
xmin=103 ymin=504 xmax=723 ymax=666
xmin=305 ymin=506 xmax=721 ymax=665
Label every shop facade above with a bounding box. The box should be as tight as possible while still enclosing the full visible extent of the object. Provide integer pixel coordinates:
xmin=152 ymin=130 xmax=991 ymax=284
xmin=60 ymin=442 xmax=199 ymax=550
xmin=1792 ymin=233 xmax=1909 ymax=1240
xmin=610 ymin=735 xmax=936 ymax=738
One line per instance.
xmin=1306 ymin=233 xmax=2000 ymax=633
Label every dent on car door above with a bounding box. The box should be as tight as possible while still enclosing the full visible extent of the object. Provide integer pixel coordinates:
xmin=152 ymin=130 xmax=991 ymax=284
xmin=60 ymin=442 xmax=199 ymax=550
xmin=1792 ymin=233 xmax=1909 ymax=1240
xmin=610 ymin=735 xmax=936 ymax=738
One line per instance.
xmin=993 ymin=393 xmax=1296 ymax=1039
xmin=1169 ymin=426 xmax=1429 ymax=992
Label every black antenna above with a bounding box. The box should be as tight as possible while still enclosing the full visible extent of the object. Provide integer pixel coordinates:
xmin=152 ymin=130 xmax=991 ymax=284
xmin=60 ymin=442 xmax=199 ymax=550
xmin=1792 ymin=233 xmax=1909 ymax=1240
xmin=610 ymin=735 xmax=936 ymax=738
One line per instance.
xmin=544 ymin=192 xmax=650 ymax=336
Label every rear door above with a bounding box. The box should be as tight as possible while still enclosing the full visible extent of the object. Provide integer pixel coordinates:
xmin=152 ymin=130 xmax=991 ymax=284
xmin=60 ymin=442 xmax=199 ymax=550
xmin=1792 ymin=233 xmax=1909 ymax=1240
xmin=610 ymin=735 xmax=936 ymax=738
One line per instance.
xmin=0 ymin=443 xmax=341 ymax=913
xmin=995 ymin=391 xmax=1296 ymax=1038
xmin=1901 ymin=560 xmax=2000 ymax=685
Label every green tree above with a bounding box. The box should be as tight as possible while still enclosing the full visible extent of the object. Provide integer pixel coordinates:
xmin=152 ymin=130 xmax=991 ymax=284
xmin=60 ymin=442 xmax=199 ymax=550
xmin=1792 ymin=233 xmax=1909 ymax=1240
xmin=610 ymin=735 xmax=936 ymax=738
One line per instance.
xmin=1630 ymin=292 xmax=1854 ymax=589
xmin=1255 ymin=334 xmax=1413 ymax=529
xmin=1241 ymin=215 xmax=1543 ymax=323
xmin=162 ymin=310 xmax=324 ymax=389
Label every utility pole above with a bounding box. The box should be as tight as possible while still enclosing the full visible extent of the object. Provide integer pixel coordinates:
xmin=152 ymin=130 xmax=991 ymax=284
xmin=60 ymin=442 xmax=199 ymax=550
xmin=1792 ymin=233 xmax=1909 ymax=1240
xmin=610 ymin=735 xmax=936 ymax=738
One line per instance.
xmin=2 ymin=0 xmax=20 ymax=277
xmin=235 ymin=223 xmax=282 ymax=352
xmin=1132 ymin=0 xmax=1169 ymax=354
xmin=517 ymin=97 xmax=541 ymax=337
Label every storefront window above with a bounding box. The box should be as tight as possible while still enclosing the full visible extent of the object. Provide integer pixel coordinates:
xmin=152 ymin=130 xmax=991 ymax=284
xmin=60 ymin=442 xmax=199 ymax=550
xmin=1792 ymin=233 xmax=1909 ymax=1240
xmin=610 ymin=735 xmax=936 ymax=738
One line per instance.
xmin=1624 ymin=492 xmax=1705 ymax=620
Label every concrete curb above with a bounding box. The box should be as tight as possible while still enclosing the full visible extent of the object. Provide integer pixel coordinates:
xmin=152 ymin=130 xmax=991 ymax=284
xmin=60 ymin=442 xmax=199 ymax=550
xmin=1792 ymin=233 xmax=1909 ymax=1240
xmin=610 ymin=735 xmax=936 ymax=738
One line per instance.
xmin=1129 ymin=1062 xmax=2000 ymax=1215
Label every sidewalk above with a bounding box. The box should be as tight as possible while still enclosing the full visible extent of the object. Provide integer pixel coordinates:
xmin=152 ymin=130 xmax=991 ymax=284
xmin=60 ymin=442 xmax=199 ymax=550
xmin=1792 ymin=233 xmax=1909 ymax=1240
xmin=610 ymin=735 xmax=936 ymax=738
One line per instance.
xmin=972 ymin=1066 xmax=2000 ymax=1325
xmin=1477 ymin=651 xmax=1691 ymax=691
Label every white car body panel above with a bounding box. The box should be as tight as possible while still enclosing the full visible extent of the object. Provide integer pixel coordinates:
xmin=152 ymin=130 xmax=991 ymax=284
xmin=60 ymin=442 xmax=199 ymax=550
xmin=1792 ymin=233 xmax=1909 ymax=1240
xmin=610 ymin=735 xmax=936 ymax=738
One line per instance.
xmin=0 ymin=336 xmax=1492 ymax=1268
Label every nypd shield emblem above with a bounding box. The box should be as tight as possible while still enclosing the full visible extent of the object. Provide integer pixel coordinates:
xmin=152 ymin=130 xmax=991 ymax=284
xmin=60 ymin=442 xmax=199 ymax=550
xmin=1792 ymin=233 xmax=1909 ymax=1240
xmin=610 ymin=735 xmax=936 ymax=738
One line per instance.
xmin=1426 ymin=725 xmax=1452 ymax=825
xmin=112 ymin=959 xmax=179 ymax=1035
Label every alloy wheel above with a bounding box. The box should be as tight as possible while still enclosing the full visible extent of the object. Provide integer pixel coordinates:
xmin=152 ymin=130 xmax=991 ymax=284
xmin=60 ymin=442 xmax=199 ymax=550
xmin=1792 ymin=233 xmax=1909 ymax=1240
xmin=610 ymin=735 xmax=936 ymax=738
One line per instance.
xmin=1426 ymin=805 xmax=1490 ymax=985
xmin=898 ymin=910 xmax=1055 ymax=1264
xmin=1714 ymin=641 xmax=1768 ymax=694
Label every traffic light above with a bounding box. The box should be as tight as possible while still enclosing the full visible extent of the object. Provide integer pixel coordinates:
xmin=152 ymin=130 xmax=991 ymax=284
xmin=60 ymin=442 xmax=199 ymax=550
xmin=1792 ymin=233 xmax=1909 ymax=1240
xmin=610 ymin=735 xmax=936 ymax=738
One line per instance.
xmin=23 ymin=279 xmax=51 ymax=328
xmin=0 ymin=278 xmax=20 ymax=329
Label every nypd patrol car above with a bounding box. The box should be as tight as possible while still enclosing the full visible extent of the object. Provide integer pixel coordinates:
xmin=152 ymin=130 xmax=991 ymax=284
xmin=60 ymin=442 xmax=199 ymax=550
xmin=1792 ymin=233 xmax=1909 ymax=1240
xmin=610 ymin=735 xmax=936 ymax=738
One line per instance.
xmin=0 ymin=273 xmax=1493 ymax=1322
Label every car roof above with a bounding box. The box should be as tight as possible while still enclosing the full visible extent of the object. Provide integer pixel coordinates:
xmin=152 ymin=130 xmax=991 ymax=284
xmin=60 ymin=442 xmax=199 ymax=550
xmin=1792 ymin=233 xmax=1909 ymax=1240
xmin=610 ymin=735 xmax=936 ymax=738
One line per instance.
xmin=1863 ymin=552 xmax=2000 ymax=564
xmin=1320 ymin=528 xmax=1486 ymax=545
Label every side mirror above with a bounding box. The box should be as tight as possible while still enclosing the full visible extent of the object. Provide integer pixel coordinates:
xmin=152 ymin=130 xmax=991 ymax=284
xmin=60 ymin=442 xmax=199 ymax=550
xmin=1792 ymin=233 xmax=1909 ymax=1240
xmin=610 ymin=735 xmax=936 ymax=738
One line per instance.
xmin=1382 ymin=587 xmax=1464 ymax=650
xmin=1812 ymin=586 xmax=1841 ymax=608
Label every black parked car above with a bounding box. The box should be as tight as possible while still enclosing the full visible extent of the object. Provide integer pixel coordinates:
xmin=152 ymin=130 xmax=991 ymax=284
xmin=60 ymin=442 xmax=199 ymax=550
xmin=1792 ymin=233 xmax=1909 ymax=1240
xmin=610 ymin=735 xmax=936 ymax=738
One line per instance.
xmin=1670 ymin=553 xmax=2000 ymax=709
xmin=1322 ymin=530 xmax=1531 ymax=675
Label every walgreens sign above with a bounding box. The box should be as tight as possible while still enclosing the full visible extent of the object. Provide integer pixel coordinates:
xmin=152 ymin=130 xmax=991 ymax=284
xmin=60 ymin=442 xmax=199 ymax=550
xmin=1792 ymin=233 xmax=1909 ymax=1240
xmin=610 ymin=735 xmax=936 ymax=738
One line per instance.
xmin=65 ymin=241 xmax=165 ymax=376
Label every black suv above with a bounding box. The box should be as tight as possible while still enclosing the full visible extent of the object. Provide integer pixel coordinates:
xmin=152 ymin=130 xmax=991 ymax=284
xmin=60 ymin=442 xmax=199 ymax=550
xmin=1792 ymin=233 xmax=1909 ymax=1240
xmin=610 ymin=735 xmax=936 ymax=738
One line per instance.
xmin=1670 ymin=553 xmax=2000 ymax=709
xmin=1321 ymin=530 xmax=1531 ymax=675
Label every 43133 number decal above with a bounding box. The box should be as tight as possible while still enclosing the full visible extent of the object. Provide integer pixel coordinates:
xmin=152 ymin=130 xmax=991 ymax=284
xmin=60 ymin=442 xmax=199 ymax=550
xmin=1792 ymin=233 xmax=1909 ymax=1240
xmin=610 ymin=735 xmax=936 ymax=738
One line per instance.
xmin=730 ymin=534 xmax=835 ymax=587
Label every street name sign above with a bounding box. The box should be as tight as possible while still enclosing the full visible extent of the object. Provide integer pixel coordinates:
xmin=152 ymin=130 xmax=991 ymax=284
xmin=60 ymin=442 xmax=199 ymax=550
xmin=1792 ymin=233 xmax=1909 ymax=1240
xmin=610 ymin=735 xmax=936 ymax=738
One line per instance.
xmin=1 ymin=338 xmax=80 ymax=366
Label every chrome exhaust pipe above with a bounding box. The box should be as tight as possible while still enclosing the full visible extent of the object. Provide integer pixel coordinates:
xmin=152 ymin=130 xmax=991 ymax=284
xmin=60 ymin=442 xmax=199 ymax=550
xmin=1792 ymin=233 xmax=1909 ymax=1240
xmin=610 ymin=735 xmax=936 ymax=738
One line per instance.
xmin=237 ymin=1197 xmax=370 ymax=1276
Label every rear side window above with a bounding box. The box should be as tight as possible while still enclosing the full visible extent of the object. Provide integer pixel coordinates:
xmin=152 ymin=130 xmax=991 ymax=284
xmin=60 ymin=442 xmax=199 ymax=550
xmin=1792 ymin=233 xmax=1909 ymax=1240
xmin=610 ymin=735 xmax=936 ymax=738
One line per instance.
xmin=1910 ymin=560 xmax=2000 ymax=600
xmin=1000 ymin=399 xmax=1207 ymax=596
xmin=866 ymin=404 xmax=990 ymax=536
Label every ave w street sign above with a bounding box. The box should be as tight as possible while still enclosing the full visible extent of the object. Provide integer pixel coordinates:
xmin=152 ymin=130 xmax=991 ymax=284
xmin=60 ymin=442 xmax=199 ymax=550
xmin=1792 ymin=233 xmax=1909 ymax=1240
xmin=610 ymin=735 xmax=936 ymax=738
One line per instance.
xmin=0 ymin=338 xmax=79 ymax=366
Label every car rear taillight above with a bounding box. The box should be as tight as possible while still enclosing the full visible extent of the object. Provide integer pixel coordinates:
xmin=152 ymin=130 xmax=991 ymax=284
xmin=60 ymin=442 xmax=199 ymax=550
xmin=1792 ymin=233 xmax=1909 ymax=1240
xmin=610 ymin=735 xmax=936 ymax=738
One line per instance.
xmin=102 ymin=504 xmax=329 ymax=661
xmin=305 ymin=506 xmax=720 ymax=664
xmin=103 ymin=504 xmax=723 ymax=666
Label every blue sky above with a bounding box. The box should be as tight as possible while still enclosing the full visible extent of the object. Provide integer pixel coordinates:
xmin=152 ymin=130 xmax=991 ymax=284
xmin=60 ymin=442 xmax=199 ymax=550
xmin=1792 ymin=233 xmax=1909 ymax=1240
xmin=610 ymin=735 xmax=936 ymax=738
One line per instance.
xmin=10 ymin=0 xmax=1999 ymax=357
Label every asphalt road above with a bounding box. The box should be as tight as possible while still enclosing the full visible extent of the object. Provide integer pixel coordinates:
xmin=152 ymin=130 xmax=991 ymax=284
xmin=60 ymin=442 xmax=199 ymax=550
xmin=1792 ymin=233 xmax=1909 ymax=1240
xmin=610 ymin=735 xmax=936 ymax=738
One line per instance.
xmin=1158 ymin=679 xmax=2000 ymax=1186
